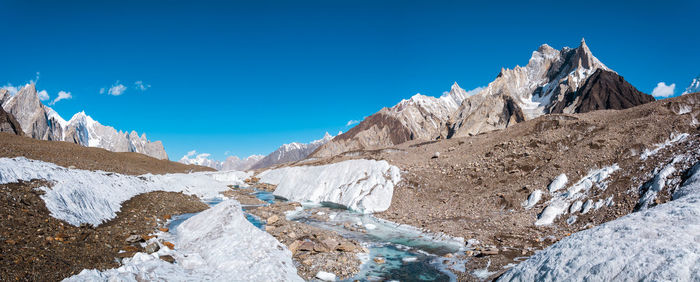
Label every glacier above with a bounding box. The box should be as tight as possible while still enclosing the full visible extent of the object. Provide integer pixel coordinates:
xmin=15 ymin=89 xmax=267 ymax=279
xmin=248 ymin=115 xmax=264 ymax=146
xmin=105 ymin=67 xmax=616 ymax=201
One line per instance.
xmin=499 ymin=162 xmax=700 ymax=281
xmin=258 ymin=159 xmax=401 ymax=213
xmin=0 ymin=156 xmax=300 ymax=281
xmin=0 ymin=157 xmax=251 ymax=226
xmin=65 ymin=200 xmax=302 ymax=281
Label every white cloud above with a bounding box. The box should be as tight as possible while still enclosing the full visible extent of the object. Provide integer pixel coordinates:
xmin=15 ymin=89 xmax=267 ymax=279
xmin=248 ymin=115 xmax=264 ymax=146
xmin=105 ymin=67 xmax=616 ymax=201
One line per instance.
xmin=134 ymin=81 xmax=151 ymax=91
xmin=106 ymin=82 xmax=127 ymax=96
xmin=2 ymin=84 xmax=20 ymax=96
xmin=652 ymin=82 xmax=675 ymax=98
xmin=99 ymin=88 xmax=105 ymax=94
xmin=465 ymin=86 xmax=485 ymax=96
xmin=346 ymin=119 xmax=362 ymax=126
xmin=185 ymin=150 xmax=197 ymax=157
xmin=37 ymin=89 xmax=50 ymax=101
xmin=50 ymin=91 xmax=72 ymax=105
xmin=31 ymin=72 xmax=40 ymax=84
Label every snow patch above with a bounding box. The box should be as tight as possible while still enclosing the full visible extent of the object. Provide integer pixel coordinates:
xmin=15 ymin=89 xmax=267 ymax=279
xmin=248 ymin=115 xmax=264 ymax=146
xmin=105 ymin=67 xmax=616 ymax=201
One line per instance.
xmin=521 ymin=189 xmax=542 ymax=210
xmin=258 ymin=159 xmax=401 ymax=213
xmin=472 ymin=260 xmax=497 ymax=280
xmin=640 ymin=133 xmax=689 ymax=160
xmin=547 ymin=174 xmax=568 ymax=193
xmin=315 ymin=271 xmax=336 ymax=281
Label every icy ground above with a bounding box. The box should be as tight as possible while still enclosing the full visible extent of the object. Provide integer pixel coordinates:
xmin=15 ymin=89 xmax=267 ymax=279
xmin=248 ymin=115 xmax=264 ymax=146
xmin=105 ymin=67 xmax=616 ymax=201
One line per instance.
xmin=0 ymin=157 xmax=302 ymax=281
xmin=0 ymin=157 xmax=251 ymax=226
xmin=258 ymin=159 xmax=401 ymax=213
xmin=499 ymin=162 xmax=700 ymax=281
xmin=67 ymin=200 xmax=301 ymax=281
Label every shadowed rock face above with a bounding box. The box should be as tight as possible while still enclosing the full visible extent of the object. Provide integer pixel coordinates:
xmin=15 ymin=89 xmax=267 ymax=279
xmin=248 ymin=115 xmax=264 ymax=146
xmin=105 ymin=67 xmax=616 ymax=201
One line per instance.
xmin=554 ymin=69 xmax=655 ymax=113
xmin=0 ymin=105 xmax=22 ymax=135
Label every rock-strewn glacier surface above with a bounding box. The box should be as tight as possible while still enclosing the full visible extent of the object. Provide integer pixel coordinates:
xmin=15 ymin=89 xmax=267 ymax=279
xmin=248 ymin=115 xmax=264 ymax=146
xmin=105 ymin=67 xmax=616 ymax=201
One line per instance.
xmin=498 ymin=162 xmax=700 ymax=281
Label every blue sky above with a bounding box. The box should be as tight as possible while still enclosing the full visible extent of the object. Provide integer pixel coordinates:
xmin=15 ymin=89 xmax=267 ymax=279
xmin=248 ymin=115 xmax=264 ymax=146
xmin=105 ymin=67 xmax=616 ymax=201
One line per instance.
xmin=1 ymin=0 xmax=698 ymax=160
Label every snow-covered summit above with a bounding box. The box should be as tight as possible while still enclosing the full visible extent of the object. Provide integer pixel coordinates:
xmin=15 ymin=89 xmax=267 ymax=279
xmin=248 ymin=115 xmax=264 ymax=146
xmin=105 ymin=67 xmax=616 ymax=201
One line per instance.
xmin=249 ymin=131 xmax=337 ymax=169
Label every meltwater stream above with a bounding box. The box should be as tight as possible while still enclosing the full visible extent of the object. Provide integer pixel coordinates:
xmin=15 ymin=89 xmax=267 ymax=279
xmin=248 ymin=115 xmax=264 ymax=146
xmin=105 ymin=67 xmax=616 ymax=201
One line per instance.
xmin=168 ymin=189 xmax=468 ymax=281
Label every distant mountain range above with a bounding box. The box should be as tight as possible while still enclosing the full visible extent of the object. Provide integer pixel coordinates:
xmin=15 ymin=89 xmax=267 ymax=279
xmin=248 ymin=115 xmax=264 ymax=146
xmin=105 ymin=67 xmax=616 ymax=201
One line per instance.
xmin=0 ymin=84 xmax=168 ymax=159
xmin=311 ymin=39 xmax=656 ymax=157
xmin=179 ymin=132 xmax=336 ymax=170
xmin=3 ymin=39 xmax=693 ymax=167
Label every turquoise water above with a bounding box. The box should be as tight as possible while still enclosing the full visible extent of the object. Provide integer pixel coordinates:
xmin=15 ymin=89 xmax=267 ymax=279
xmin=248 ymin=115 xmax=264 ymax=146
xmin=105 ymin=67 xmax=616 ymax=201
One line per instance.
xmin=170 ymin=189 xmax=466 ymax=281
xmin=253 ymin=191 xmax=465 ymax=282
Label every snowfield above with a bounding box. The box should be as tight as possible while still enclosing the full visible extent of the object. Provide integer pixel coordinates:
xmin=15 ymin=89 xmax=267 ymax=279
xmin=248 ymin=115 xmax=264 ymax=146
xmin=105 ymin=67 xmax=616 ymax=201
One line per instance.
xmin=0 ymin=157 xmax=251 ymax=226
xmin=500 ymin=162 xmax=700 ymax=281
xmin=66 ymin=200 xmax=302 ymax=281
xmin=257 ymin=159 xmax=401 ymax=213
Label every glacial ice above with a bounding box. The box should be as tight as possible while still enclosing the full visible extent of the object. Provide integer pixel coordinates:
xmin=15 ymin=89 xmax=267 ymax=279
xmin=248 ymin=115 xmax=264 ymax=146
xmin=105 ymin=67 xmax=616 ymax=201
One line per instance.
xmin=640 ymin=133 xmax=689 ymax=160
xmin=65 ymin=200 xmax=302 ymax=281
xmin=499 ymin=162 xmax=700 ymax=281
xmin=0 ymin=157 xmax=251 ymax=226
xmin=258 ymin=159 xmax=401 ymax=213
xmin=535 ymin=165 xmax=619 ymax=226
xmin=547 ymin=173 xmax=568 ymax=192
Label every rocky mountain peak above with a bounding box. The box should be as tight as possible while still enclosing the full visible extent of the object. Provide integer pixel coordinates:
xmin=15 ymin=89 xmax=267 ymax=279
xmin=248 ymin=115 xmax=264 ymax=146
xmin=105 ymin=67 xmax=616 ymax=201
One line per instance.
xmin=2 ymin=83 xmax=49 ymax=138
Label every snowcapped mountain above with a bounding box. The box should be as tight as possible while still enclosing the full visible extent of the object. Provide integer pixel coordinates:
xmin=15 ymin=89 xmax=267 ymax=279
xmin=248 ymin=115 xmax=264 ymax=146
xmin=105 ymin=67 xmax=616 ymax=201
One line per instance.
xmin=1 ymin=84 xmax=168 ymax=159
xmin=312 ymin=83 xmax=476 ymax=157
xmin=313 ymin=39 xmax=655 ymax=157
xmin=683 ymin=75 xmax=700 ymax=95
xmin=447 ymin=38 xmax=654 ymax=138
xmin=250 ymin=132 xmax=335 ymax=169
xmin=179 ymin=152 xmax=264 ymax=171
xmin=222 ymin=155 xmax=265 ymax=171
xmin=179 ymin=132 xmax=336 ymax=171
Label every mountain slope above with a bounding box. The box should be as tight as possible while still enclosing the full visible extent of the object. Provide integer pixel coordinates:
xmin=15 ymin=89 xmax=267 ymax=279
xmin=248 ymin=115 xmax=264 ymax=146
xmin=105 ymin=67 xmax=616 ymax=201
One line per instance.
xmin=313 ymin=39 xmax=654 ymax=157
xmin=552 ymin=69 xmax=655 ymax=113
xmin=312 ymin=84 xmax=472 ymax=157
xmin=1 ymin=84 xmax=168 ymax=159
